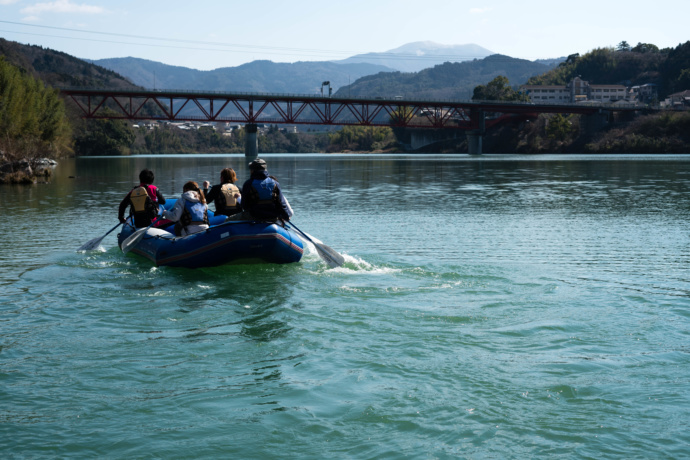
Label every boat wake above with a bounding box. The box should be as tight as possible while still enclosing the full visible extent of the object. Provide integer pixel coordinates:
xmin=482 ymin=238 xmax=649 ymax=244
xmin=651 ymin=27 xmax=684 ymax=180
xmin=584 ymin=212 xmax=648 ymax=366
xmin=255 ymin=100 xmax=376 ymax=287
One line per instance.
xmin=300 ymin=240 xmax=399 ymax=274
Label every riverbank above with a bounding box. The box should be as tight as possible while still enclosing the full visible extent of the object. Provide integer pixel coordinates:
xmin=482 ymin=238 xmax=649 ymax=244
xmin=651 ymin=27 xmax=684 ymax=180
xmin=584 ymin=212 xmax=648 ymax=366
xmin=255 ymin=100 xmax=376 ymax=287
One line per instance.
xmin=487 ymin=111 xmax=690 ymax=154
xmin=0 ymin=156 xmax=57 ymax=184
xmin=414 ymin=110 xmax=690 ymax=154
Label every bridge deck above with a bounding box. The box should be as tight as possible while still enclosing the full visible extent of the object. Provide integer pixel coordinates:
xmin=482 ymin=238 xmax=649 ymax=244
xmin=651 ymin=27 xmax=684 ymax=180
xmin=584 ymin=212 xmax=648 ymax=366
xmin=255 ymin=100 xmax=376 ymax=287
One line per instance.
xmin=60 ymin=87 xmax=655 ymax=130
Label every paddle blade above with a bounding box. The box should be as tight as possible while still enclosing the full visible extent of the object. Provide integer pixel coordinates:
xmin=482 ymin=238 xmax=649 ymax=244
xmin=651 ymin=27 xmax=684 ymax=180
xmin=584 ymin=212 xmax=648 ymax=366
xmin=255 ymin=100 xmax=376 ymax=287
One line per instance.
xmin=78 ymin=223 xmax=122 ymax=252
xmin=121 ymin=227 xmax=148 ymax=254
xmin=78 ymin=235 xmax=105 ymax=251
xmin=314 ymin=242 xmax=345 ymax=268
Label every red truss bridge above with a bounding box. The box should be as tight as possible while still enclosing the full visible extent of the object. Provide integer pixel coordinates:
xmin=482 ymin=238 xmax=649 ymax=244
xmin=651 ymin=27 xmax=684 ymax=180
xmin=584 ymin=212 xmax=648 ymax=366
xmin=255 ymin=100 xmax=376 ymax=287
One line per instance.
xmin=60 ymin=87 xmax=650 ymax=129
xmin=60 ymin=87 xmax=655 ymax=154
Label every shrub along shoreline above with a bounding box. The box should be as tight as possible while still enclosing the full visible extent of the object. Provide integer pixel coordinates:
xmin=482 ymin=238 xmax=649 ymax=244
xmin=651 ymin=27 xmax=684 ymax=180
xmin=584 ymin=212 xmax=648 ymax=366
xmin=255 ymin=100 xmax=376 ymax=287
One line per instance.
xmin=0 ymin=156 xmax=57 ymax=183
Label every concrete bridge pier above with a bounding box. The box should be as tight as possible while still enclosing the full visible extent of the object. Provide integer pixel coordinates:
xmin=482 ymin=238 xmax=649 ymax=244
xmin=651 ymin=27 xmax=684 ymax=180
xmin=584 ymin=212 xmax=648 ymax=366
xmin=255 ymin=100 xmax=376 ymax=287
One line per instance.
xmin=467 ymin=108 xmax=486 ymax=155
xmin=580 ymin=111 xmax=610 ymax=136
xmin=245 ymin=123 xmax=258 ymax=158
xmin=467 ymin=131 xmax=483 ymax=155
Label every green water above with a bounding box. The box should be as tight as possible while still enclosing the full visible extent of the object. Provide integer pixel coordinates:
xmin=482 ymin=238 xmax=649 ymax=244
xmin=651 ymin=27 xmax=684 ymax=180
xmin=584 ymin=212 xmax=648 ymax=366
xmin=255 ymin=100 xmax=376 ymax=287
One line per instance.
xmin=2 ymin=154 xmax=690 ymax=459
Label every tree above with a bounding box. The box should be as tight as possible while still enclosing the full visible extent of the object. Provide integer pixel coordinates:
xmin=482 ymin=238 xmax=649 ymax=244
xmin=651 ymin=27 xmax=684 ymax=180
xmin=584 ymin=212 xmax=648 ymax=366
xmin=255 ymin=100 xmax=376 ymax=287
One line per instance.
xmin=327 ymin=126 xmax=395 ymax=151
xmin=632 ymin=42 xmax=660 ymax=54
xmin=0 ymin=57 xmax=70 ymax=160
xmin=617 ymin=41 xmax=631 ymax=52
xmin=74 ymin=112 xmax=136 ymax=155
xmin=678 ymin=69 xmax=690 ymax=91
xmin=472 ymin=76 xmax=530 ymax=102
xmin=564 ymin=53 xmax=580 ymax=66
xmin=662 ymin=41 xmax=690 ymax=94
xmin=546 ymin=113 xmax=573 ymax=141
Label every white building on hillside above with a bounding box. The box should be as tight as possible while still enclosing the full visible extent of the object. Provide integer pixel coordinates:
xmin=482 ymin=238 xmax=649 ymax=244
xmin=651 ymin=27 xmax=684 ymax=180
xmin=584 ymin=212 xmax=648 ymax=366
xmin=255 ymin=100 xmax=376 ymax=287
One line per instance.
xmin=520 ymin=77 xmax=629 ymax=104
xmin=661 ymin=90 xmax=690 ymax=108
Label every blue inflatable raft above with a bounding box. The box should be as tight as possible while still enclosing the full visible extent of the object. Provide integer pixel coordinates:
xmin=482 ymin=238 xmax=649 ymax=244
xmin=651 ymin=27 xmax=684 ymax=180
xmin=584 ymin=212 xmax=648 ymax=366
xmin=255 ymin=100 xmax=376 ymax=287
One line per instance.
xmin=117 ymin=199 xmax=304 ymax=268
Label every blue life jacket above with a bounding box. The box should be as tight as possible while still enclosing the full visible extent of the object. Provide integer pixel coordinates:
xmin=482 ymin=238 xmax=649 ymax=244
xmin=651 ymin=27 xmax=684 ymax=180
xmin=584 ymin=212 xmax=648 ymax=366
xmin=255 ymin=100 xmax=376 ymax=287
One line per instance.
xmin=174 ymin=197 xmax=209 ymax=236
xmin=251 ymin=176 xmax=278 ymax=204
xmin=243 ymin=172 xmax=289 ymax=220
xmin=246 ymin=176 xmax=282 ymax=220
xmin=184 ymin=199 xmax=208 ymax=224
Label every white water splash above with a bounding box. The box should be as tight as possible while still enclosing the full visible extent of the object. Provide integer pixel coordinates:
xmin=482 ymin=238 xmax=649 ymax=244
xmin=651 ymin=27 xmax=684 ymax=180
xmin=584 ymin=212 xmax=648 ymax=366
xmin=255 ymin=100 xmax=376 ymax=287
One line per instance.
xmin=301 ymin=240 xmax=400 ymax=274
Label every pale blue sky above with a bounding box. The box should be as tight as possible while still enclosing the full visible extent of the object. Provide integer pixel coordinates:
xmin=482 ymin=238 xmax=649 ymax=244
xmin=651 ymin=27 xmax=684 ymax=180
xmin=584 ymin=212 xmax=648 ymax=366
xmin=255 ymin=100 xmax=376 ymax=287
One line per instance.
xmin=0 ymin=0 xmax=687 ymax=70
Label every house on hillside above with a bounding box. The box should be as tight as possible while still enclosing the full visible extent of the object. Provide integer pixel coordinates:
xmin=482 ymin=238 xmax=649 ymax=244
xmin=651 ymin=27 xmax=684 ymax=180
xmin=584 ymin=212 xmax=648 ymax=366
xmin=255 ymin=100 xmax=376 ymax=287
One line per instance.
xmin=661 ymin=90 xmax=690 ymax=109
xmin=520 ymin=77 xmax=629 ymax=104
xmin=629 ymin=83 xmax=658 ymax=103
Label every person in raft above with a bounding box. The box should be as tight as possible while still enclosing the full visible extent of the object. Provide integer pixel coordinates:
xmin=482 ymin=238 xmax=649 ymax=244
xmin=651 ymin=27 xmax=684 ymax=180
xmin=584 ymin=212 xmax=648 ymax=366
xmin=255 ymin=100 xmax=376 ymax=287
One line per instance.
xmin=202 ymin=167 xmax=242 ymax=217
xmin=118 ymin=169 xmax=166 ymax=228
xmin=161 ymin=181 xmax=209 ymax=236
xmin=227 ymin=158 xmax=291 ymax=222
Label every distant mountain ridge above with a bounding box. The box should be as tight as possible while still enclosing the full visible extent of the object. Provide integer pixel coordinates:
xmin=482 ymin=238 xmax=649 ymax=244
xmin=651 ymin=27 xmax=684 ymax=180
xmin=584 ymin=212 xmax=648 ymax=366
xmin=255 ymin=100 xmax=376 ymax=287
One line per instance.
xmin=88 ymin=57 xmax=394 ymax=94
xmin=332 ymin=41 xmax=494 ymax=72
xmin=88 ymin=50 xmax=555 ymax=103
xmin=0 ymin=37 xmax=137 ymax=90
xmin=0 ymin=36 xmax=561 ymax=119
xmin=89 ymin=42 xmax=557 ymax=101
xmin=335 ymin=54 xmax=552 ymax=100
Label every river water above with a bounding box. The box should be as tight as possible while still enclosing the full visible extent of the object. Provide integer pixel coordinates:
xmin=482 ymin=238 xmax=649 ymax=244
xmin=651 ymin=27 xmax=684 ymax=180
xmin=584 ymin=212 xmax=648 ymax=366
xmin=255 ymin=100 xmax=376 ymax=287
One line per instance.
xmin=2 ymin=154 xmax=690 ymax=459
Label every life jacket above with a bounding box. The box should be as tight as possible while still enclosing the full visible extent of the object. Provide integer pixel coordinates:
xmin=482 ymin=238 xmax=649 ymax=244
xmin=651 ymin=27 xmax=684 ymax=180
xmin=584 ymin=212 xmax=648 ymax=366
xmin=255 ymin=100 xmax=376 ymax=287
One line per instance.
xmin=129 ymin=184 xmax=159 ymax=228
xmin=215 ymin=183 xmax=240 ymax=214
xmin=174 ymin=197 xmax=209 ymax=236
xmin=248 ymin=176 xmax=279 ymax=206
xmin=244 ymin=174 xmax=288 ymax=220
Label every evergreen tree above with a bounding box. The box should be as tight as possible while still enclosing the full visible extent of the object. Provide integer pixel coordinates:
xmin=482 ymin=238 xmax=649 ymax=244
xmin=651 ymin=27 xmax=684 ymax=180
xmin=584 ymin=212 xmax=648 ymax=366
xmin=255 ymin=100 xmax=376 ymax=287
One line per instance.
xmin=472 ymin=76 xmax=529 ymax=101
xmin=0 ymin=57 xmax=70 ymax=161
xmin=74 ymin=112 xmax=136 ymax=156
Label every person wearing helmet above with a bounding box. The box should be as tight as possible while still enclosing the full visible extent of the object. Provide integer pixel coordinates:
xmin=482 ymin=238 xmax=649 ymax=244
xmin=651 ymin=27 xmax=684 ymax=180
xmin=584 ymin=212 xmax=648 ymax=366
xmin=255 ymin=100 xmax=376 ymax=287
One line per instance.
xmin=238 ymin=158 xmax=291 ymax=221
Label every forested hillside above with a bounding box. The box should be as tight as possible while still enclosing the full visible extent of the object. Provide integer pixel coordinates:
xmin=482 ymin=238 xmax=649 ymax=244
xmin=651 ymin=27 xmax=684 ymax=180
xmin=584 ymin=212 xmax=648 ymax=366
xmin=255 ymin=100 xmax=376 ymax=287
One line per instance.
xmin=526 ymin=41 xmax=690 ymax=97
xmin=0 ymin=37 xmax=148 ymax=157
xmin=3 ymin=36 xmax=690 ymax=163
xmin=89 ymin=57 xmax=392 ymax=94
xmin=334 ymin=54 xmax=551 ymax=99
xmin=0 ymin=58 xmax=71 ymax=159
xmin=0 ymin=38 xmax=137 ymax=90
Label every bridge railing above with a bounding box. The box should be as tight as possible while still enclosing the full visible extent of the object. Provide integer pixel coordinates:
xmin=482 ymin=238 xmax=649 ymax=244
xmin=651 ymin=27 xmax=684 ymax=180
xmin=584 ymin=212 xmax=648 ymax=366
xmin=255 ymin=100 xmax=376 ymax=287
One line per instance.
xmin=57 ymin=86 xmax=656 ymax=111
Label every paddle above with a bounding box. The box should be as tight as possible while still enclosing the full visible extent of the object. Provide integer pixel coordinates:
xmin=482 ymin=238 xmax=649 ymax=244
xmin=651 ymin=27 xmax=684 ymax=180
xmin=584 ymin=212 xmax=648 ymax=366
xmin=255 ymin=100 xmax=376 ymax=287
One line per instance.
xmin=120 ymin=223 xmax=154 ymax=254
xmin=286 ymin=222 xmax=345 ymax=268
xmin=121 ymin=203 xmax=169 ymax=254
xmin=78 ymin=222 xmax=122 ymax=251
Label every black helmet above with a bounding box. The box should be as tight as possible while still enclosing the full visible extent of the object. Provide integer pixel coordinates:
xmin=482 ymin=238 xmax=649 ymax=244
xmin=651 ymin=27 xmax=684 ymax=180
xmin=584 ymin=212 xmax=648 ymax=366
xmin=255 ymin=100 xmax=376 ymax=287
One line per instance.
xmin=249 ymin=158 xmax=267 ymax=170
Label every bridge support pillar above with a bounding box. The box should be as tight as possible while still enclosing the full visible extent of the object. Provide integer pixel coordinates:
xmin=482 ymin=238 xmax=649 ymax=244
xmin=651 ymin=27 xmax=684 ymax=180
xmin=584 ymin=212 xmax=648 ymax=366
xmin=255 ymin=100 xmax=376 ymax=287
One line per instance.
xmin=245 ymin=123 xmax=258 ymax=158
xmin=467 ymin=109 xmax=485 ymax=155
xmin=467 ymin=131 xmax=483 ymax=155
xmin=580 ymin=111 xmax=610 ymax=136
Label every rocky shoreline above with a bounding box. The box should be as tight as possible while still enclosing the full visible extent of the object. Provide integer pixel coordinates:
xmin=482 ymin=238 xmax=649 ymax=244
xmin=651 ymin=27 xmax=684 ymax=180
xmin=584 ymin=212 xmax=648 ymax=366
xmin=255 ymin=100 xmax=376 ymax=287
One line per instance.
xmin=0 ymin=157 xmax=58 ymax=184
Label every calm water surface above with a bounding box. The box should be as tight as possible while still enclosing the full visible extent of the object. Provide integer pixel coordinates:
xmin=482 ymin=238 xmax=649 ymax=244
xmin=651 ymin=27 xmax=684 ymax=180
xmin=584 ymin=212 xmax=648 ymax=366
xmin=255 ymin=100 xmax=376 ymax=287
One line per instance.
xmin=1 ymin=154 xmax=690 ymax=459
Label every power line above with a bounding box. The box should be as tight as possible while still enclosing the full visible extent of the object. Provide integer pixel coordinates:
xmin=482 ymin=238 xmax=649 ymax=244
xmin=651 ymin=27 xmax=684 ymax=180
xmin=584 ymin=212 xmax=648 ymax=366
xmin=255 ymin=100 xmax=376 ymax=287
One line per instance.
xmin=0 ymin=19 xmax=352 ymax=55
xmin=0 ymin=20 xmax=502 ymax=63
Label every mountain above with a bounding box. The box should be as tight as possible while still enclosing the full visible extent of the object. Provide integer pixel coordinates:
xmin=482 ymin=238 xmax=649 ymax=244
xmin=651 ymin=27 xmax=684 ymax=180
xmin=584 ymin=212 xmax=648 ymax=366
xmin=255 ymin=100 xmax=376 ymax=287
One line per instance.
xmin=534 ymin=57 xmax=567 ymax=68
xmin=332 ymin=41 xmax=494 ymax=73
xmin=0 ymin=37 xmax=167 ymax=139
xmin=0 ymin=38 xmax=138 ymax=90
xmin=88 ymin=57 xmax=394 ymax=94
xmin=334 ymin=54 xmax=552 ymax=100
